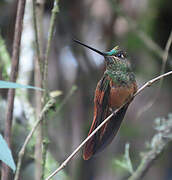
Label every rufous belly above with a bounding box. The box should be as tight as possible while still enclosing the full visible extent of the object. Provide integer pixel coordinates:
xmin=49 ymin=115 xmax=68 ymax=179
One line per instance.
xmin=109 ymin=81 xmax=137 ymax=108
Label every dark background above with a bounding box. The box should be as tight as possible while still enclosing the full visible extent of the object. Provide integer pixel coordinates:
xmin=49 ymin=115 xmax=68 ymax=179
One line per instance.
xmin=0 ymin=0 xmax=172 ymax=179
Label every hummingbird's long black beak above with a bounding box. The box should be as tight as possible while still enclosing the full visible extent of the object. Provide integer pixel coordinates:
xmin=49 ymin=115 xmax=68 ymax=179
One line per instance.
xmin=73 ymin=39 xmax=107 ymax=56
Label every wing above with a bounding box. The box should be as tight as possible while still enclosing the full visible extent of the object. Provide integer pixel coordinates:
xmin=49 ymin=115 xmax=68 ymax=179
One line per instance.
xmin=83 ymin=75 xmax=129 ymax=160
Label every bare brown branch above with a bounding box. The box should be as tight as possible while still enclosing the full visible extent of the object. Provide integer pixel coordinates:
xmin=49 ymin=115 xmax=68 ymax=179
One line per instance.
xmin=1 ymin=0 xmax=26 ymax=179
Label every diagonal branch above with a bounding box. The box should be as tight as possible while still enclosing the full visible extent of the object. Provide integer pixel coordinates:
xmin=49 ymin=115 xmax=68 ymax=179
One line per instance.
xmin=135 ymin=29 xmax=172 ymax=119
xmin=45 ymin=71 xmax=172 ymax=180
xmin=14 ymin=86 xmax=76 ymax=180
xmin=14 ymin=97 xmax=57 ymax=180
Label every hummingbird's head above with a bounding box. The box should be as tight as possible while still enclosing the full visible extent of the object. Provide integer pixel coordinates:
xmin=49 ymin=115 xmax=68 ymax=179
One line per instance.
xmin=104 ymin=46 xmax=128 ymax=65
xmin=73 ymin=39 xmax=130 ymax=71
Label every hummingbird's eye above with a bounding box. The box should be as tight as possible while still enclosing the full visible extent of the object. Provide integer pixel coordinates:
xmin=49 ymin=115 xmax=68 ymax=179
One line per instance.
xmin=115 ymin=51 xmax=126 ymax=59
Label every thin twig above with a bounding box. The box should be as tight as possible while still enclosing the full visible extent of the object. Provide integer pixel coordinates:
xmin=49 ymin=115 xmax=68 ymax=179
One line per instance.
xmin=135 ymin=29 xmax=172 ymax=118
xmin=14 ymin=87 xmax=76 ymax=180
xmin=41 ymin=1 xmax=59 ymax=178
xmin=134 ymin=71 xmax=172 ymax=96
xmin=112 ymin=3 xmax=172 ymax=61
xmin=56 ymin=86 xmax=77 ymax=114
xmin=135 ymin=30 xmax=165 ymax=59
xmin=45 ymin=71 xmax=172 ymax=180
xmin=128 ymin=114 xmax=172 ymax=180
xmin=14 ymin=97 xmax=56 ymax=180
xmin=1 ymin=0 xmax=26 ymax=179
xmin=43 ymin=0 xmax=59 ymax=92
xmin=161 ymin=30 xmax=172 ymax=75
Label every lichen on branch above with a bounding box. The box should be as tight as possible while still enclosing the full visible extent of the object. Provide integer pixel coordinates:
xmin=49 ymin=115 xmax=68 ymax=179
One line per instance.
xmin=128 ymin=113 xmax=172 ymax=180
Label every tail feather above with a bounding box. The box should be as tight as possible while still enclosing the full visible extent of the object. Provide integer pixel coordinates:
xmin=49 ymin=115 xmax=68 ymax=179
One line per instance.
xmin=83 ymin=103 xmax=129 ymax=160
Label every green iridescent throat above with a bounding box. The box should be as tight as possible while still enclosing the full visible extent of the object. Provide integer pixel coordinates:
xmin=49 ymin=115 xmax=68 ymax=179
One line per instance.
xmin=105 ymin=62 xmax=135 ymax=86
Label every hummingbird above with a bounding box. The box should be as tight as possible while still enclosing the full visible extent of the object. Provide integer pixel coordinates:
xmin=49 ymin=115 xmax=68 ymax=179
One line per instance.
xmin=73 ymin=39 xmax=137 ymax=160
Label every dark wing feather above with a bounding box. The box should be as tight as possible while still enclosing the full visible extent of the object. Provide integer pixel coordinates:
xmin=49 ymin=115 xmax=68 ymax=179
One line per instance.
xmin=83 ymin=75 xmax=129 ymax=160
xmin=95 ymin=103 xmax=129 ymax=153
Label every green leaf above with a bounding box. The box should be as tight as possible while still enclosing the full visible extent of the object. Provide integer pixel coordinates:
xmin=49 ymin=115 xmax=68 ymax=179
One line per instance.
xmin=0 ymin=134 xmax=16 ymax=172
xmin=0 ymin=80 xmax=43 ymax=91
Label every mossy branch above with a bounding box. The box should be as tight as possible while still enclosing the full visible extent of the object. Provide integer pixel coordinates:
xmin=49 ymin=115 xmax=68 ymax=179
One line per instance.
xmin=41 ymin=1 xmax=59 ymax=178
xmin=128 ymin=114 xmax=172 ymax=180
